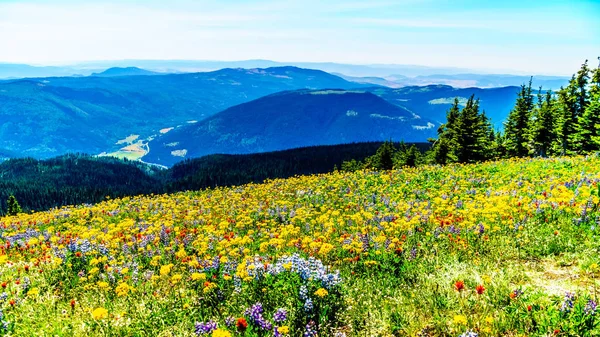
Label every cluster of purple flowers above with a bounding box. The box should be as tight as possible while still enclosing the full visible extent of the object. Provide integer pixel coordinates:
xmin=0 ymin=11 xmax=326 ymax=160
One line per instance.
xmin=244 ymin=303 xmax=272 ymax=331
xmin=585 ymin=299 xmax=597 ymax=315
xmin=560 ymin=292 xmax=575 ymax=313
xmin=194 ymin=320 xmax=217 ymax=335
xmin=304 ymin=321 xmax=318 ymax=337
xmin=273 ymin=308 xmax=287 ymax=323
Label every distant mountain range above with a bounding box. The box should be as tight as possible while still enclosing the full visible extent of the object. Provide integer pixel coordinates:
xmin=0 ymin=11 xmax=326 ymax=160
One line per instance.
xmin=0 ymin=67 xmax=365 ymax=158
xmin=0 ymin=60 xmax=570 ymax=89
xmin=0 ymin=65 xmax=524 ymax=163
xmin=337 ymin=73 xmax=569 ymax=89
xmin=143 ymin=89 xmax=439 ymax=166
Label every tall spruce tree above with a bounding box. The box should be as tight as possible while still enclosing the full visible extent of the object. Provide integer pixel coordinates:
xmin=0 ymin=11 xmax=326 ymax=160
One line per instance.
xmin=503 ymin=78 xmax=534 ymax=157
xmin=456 ymin=95 xmax=491 ymax=163
xmin=577 ymin=62 xmax=600 ymax=151
xmin=556 ymin=80 xmax=579 ymax=155
xmin=571 ymin=60 xmax=592 ymax=151
xmin=432 ymin=98 xmax=460 ymax=164
xmin=530 ymin=90 xmax=557 ymax=157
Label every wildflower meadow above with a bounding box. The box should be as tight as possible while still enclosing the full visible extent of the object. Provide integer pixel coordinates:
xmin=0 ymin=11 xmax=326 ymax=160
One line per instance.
xmin=0 ymin=155 xmax=599 ymax=336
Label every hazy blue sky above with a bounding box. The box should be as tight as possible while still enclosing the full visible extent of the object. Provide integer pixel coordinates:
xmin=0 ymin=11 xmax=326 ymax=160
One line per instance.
xmin=1 ymin=0 xmax=599 ymax=74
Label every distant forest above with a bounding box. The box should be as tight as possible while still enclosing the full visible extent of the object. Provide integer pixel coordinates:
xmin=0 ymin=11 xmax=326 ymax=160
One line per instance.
xmin=0 ymin=142 xmax=430 ymax=214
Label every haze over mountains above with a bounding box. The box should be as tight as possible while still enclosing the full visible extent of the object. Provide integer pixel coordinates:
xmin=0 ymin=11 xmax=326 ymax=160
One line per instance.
xmin=1 ymin=60 xmax=570 ymax=89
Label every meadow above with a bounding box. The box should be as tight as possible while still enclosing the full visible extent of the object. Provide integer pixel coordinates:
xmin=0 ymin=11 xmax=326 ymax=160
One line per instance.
xmin=0 ymin=155 xmax=599 ymax=336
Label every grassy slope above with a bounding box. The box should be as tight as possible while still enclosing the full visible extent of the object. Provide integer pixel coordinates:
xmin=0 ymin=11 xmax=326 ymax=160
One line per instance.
xmin=0 ymin=156 xmax=598 ymax=336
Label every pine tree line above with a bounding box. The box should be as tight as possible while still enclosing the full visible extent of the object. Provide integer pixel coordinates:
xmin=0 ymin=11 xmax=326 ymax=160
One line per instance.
xmin=342 ymin=58 xmax=599 ymax=170
xmin=500 ymin=60 xmax=600 ymax=158
xmin=431 ymin=59 xmax=599 ymax=165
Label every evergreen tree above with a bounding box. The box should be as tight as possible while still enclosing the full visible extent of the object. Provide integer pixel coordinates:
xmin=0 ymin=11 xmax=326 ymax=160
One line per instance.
xmin=556 ymin=80 xmax=579 ymax=155
xmin=7 ymin=195 xmax=22 ymax=216
xmin=503 ymin=78 xmax=534 ymax=157
xmin=433 ymin=137 xmax=452 ymax=165
xmin=366 ymin=141 xmax=396 ymax=170
xmin=432 ymin=98 xmax=460 ymax=164
xmin=578 ymin=63 xmax=600 ymax=151
xmin=571 ymin=60 xmax=592 ymax=151
xmin=456 ymin=95 xmax=491 ymax=163
xmin=530 ymin=90 xmax=558 ymax=157
xmin=395 ymin=144 xmax=420 ymax=167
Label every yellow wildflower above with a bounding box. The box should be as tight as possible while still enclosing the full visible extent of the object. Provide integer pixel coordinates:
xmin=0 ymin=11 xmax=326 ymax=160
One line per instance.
xmin=453 ymin=315 xmax=468 ymax=325
xmin=211 ymin=329 xmax=231 ymax=337
xmin=92 ymin=307 xmax=109 ymax=319
xmin=314 ymin=288 xmax=328 ymax=298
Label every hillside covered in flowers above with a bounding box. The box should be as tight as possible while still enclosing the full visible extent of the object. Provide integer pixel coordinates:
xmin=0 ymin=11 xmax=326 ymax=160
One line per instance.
xmin=0 ymin=155 xmax=599 ymax=336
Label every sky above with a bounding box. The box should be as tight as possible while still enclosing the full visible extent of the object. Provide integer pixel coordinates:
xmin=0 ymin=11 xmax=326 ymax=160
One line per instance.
xmin=0 ymin=0 xmax=599 ymax=75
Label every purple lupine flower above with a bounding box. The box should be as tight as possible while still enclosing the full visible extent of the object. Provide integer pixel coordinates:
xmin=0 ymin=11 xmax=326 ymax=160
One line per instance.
xmin=225 ymin=316 xmax=235 ymax=327
xmin=477 ymin=223 xmax=485 ymax=235
xmin=195 ymin=320 xmax=217 ymax=335
xmin=304 ymin=321 xmax=318 ymax=337
xmin=273 ymin=308 xmax=287 ymax=323
xmin=245 ymin=302 xmax=264 ymax=319
xmin=585 ymin=299 xmax=597 ymax=315
xmin=409 ymin=247 xmax=417 ymax=260
xmin=448 ymin=225 xmax=460 ymax=235
xmin=245 ymin=303 xmax=272 ymax=331
xmin=560 ymin=292 xmax=575 ymax=312
xmin=459 ymin=331 xmax=478 ymax=337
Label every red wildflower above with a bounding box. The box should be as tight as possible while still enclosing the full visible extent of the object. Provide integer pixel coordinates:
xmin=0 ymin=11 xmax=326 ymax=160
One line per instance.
xmin=236 ymin=318 xmax=248 ymax=332
xmin=454 ymin=280 xmax=465 ymax=291
xmin=75 ymin=252 xmax=82 ymax=258
xmin=24 ymin=265 xmax=29 ymax=272
xmin=476 ymin=284 xmax=485 ymax=295
xmin=527 ymin=305 xmax=532 ymax=311
xmin=70 ymin=299 xmax=76 ymax=309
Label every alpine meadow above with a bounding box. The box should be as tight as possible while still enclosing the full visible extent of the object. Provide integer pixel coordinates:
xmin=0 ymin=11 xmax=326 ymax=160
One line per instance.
xmin=1 ymin=0 xmax=600 ymax=336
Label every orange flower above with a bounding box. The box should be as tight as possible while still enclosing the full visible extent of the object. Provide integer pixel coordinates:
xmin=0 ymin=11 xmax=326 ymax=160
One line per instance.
xmin=236 ymin=318 xmax=248 ymax=332
xmin=454 ymin=280 xmax=465 ymax=291
xmin=476 ymin=284 xmax=485 ymax=295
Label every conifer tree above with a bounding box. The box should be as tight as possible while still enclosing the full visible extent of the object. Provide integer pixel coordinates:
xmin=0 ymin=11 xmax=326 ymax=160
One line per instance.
xmin=530 ymin=90 xmax=557 ymax=157
xmin=366 ymin=141 xmax=396 ymax=170
xmin=432 ymin=98 xmax=460 ymax=164
xmin=571 ymin=60 xmax=592 ymax=151
xmin=556 ymin=80 xmax=579 ymax=155
xmin=577 ymin=62 xmax=600 ymax=151
xmin=503 ymin=78 xmax=534 ymax=157
xmin=7 ymin=195 xmax=22 ymax=216
xmin=456 ymin=96 xmax=491 ymax=163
